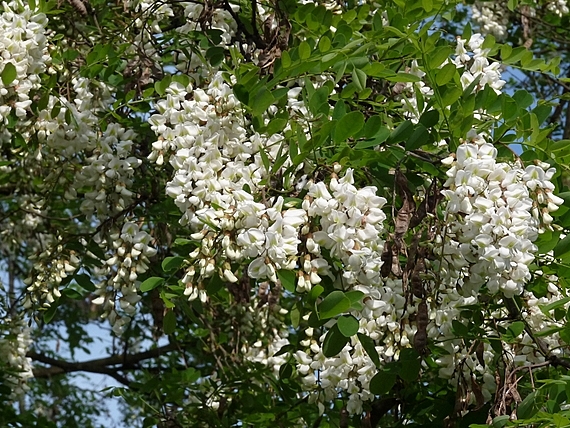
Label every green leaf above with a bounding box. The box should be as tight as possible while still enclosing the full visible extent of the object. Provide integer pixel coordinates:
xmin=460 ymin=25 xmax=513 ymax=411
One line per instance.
xmin=162 ymin=256 xmax=185 ymax=273
xmin=554 ymin=233 xmax=570 ymax=258
xmin=206 ymin=273 xmax=225 ymax=295
xmin=507 ymin=0 xmax=518 ymax=11
xmin=501 ymin=95 xmax=519 ymax=122
xmin=429 ymin=47 xmax=451 ymax=69
xmin=43 ymin=302 xmax=59 ymax=324
xmin=419 ymin=110 xmax=439 ymax=128
xmin=266 ymin=118 xmax=288 ymax=135
xmin=299 ymin=41 xmax=311 ymax=60
xmin=2 ymin=63 xmax=18 ymax=86
xmin=252 ymin=88 xmax=275 ymax=116
xmin=154 ymin=75 xmax=171 ymax=96
xmin=337 ymin=315 xmax=359 ymax=337
xmin=441 ymin=86 xmax=462 ymax=106
xmin=398 ymin=349 xmax=421 ymax=382
xmin=140 ymin=277 xmax=165 ymax=293
xmin=322 ymin=324 xmax=350 ymax=357
xmin=74 ymin=274 xmax=95 ymax=291
xmin=334 ymin=111 xmax=365 ymax=143
xmin=318 ymin=36 xmax=331 ymax=53
xmin=385 ymin=72 xmax=421 ymax=83
xmin=143 ymin=417 xmax=160 ymax=428
xmin=422 ymin=0 xmax=433 ymax=12
xmin=363 ymin=116 xmax=384 ymax=138
xmin=233 ymin=83 xmax=249 ymax=105
xmin=62 ymin=287 xmax=84 ymax=299
xmin=277 ymin=269 xmax=296 ymax=293
xmin=370 ymin=370 xmax=396 ymax=395
xmin=281 ymin=50 xmax=291 ymax=68
xmin=345 ymin=290 xmax=365 ymax=306
xmin=163 ymin=310 xmax=176 ymax=335
xmin=517 ymin=391 xmax=538 ymax=419
xmin=436 ymin=63 xmax=457 ymax=86
xmin=540 ymin=296 xmax=570 ymax=315
xmin=505 ymin=321 xmax=525 ymax=339
xmin=387 ymin=120 xmax=414 ymax=144
xmin=290 ymin=306 xmax=300 ymax=328
xmin=318 ymin=290 xmax=351 ymax=319
xmin=355 ymin=129 xmax=390 ymax=149
xmin=357 ymin=333 xmax=380 ymax=367
xmin=352 ymin=68 xmax=367 ymax=91
xmin=405 ymin=124 xmax=429 ymax=151
xmin=452 ymin=320 xmax=469 ymax=337
xmin=173 ymin=238 xmax=199 ymax=247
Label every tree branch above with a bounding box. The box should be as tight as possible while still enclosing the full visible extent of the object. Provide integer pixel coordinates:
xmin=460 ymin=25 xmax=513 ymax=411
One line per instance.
xmin=27 ymin=342 xmax=178 ymax=386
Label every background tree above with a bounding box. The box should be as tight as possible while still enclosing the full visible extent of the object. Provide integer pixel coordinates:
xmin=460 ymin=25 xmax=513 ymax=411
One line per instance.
xmin=1 ymin=0 xmax=570 ymax=427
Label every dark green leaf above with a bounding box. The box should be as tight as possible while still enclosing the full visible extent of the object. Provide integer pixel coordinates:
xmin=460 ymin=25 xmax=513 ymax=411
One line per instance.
xmin=43 ymin=302 xmax=59 ymax=324
xmin=233 ymin=83 xmax=249 ymax=105
xmin=334 ymin=111 xmax=365 ymax=143
xmin=163 ymin=310 xmax=176 ymax=335
xmin=281 ymin=50 xmax=291 ymax=68
xmin=290 ymin=306 xmax=300 ymax=328
xmin=554 ymin=233 xmax=570 ymax=258
xmin=385 ymin=72 xmax=420 ymax=83
xmin=75 ymin=274 xmax=95 ymax=291
xmin=322 ymin=324 xmax=350 ymax=357
xmin=318 ymin=35 xmax=331 ymax=52
xmin=504 ymin=321 xmax=525 ymax=340
xmin=405 ymin=124 xmax=429 ymax=151
xmin=370 ymin=370 xmax=396 ymax=395
xmin=517 ymin=391 xmax=538 ymax=419
xmin=318 ymin=290 xmax=351 ymax=319
xmin=357 ymin=333 xmax=380 ymax=367
xmin=337 ymin=315 xmax=359 ymax=337
xmin=387 ymin=120 xmax=414 ymax=144
xmin=429 ymin=47 xmax=452 ymax=69
xmin=252 ymin=88 xmax=275 ymax=116
xmin=352 ymin=68 xmax=367 ymax=91
xmin=162 ymin=256 xmax=185 ymax=273
xmin=419 ymin=110 xmax=439 ymax=128
xmin=277 ymin=269 xmax=296 ymax=293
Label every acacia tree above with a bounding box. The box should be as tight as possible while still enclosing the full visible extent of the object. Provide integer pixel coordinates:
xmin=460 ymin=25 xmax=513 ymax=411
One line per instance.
xmin=2 ymin=0 xmax=570 ymax=426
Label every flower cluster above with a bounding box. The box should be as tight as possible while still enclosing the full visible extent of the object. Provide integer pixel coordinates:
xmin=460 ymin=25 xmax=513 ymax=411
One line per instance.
xmin=23 ymin=239 xmax=79 ymax=310
xmin=35 ymin=78 xmax=102 ymax=157
xmin=452 ymin=34 xmax=505 ymax=94
xmin=0 ymin=1 xmax=49 ymax=131
xmin=471 ymin=2 xmax=509 ymax=40
xmin=401 ymin=34 xmax=504 ymax=123
xmin=0 ymin=317 xmax=33 ymax=399
xmin=71 ymin=121 xmax=141 ymax=219
xmin=440 ymin=133 xmax=562 ymax=297
xmin=304 ymin=169 xmax=388 ymax=290
xmin=294 ymin=278 xmax=411 ymax=415
xmin=92 ymin=223 xmax=157 ymax=335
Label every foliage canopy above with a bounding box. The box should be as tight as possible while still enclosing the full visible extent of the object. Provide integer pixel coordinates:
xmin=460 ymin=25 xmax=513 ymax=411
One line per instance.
xmin=2 ymin=0 xmax=570 ymax=427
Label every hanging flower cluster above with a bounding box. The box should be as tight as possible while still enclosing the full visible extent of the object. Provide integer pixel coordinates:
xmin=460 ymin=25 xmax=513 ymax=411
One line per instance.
xmin=402 ymin=33 xmax=505 ymax=124
xmin=0 ymin=1 xmax=49 ymax=132
xmin=440 ymin=133 xmax=562 ymax=298
xmin=0 ymin=317 xmax=33 ymax=399
xmin=472 ymin=0 xmax=569 ymax=40
xmin=92 ymin=223 xmax=157 ymax=335
xmin=293 ymin=277 xmax=410 ymax=415
xmin=452 ymin=34 xmax=506 ymax=94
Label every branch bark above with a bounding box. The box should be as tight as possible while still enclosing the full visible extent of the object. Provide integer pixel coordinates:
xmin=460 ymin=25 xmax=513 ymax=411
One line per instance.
xmin=27 ymin=342 xmax=178 ymax=386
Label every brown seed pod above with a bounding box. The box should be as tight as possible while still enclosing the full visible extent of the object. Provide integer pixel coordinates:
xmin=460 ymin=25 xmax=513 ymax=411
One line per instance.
xmin=413 ymin=301 xmax=429 ymax=353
